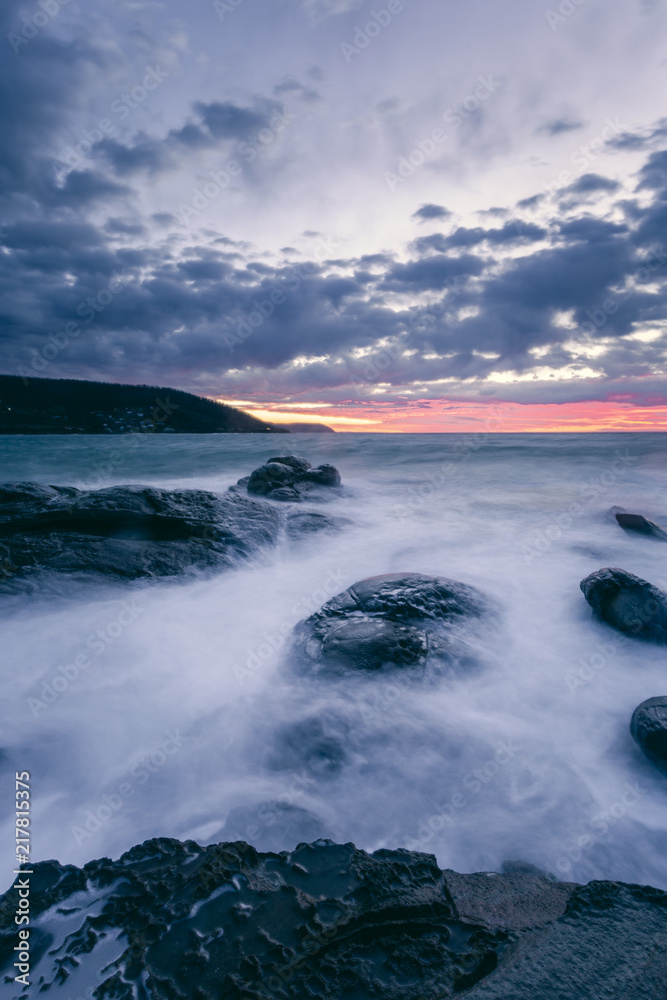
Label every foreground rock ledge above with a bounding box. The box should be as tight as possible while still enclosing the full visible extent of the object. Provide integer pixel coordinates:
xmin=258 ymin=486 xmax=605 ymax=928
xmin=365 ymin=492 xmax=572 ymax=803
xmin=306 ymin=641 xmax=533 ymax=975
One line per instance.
xmin=2 ymin=839 xmax=666 ymax=999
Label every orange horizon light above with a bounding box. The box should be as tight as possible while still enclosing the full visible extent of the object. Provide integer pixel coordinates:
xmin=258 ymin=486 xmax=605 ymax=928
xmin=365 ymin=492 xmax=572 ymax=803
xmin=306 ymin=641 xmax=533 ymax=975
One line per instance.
xmin=222 ymin=398 xmax=667 ymax=433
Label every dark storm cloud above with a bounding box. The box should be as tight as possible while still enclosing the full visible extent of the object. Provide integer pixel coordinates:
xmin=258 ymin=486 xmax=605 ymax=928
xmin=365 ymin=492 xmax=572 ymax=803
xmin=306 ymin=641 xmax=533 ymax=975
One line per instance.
xmin=104 ymin=218 xmax=147 ymax=237
xmin=97 ymin=98 xmax=286 ymax=177
xmin=517 ymin=194 xmax=544 ymax=209
xmin=0 ymin=1 xmax=117 ymax=211
xmin=4 ymin=159 xmax=667 ymax=399
xmin=445 ymin=221 xmax=547 ymax=248
xmin=621 ymin=151 xmax=667 ymax=248
xmin=636 ymin=149 xmax=667 ymax=192
xmin=607 ymin=118 xmax=667 ymax=152
xmin=412 ymin=203 xmax=452 ymax=221
xmin=557 ymin=218 xmax=628 ymax=242
xmin=1 ymin=221 xmax=103 ymax=251
xmin=563 ymin=173 xmax=620 ymax=195
xmin=409 ymin=220 xmax=546 ymax=256
xmin=55 ymin=168 xmax=133 ymax=204
xmin=537 ymin=118 xmax=586 ymax=136
xmin=381 ymin=253 xmax=485 ymax=291
xmin=273 ymin=77 xmax=321 ymax=102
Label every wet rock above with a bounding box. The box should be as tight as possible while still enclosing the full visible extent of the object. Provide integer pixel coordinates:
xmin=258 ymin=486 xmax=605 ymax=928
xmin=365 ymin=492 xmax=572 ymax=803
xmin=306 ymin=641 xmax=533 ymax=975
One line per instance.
xmin=3 ymin=837 xmax=666 ymax=1000
xmin=0 ymin=481 xmax=282 ymax=589
xmin=501 ymin=859 xmax=557 ymax=881
xmin=267 ymin=715 xmax=348 ymax=777
xmin=234 ymin=455 xmax=342 ymax=502
xmin=293 ymin=572 xmax=491 ymax=677
xmin=615 ymin=511 xmax=667 ymax=541
xmin=630 ymin=696 xmax=667 ymax=767
xmin=285 ymin=510 xmax=350 ymax=539
xmin=580 ymin=567 xmax=667 ymax=641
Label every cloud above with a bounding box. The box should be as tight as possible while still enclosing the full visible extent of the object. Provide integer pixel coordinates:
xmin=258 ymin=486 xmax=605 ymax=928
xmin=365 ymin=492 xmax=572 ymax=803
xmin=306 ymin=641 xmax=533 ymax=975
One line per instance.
xmin=607 ymin=118 xmax=667 ymax=152
xmin=3 ymin=147 xmax=667 ymax=409
xmin=300 ymin=0 xmax=364 ymax=18
xmin=95 ymin=98 xmax=287 ymax=178
xmin=537 ymin=118 xmax=586 ymax=136
xmin=563 ymin=173 xmax=620 ymax=195
xmin=412 ymin=203 xmax=452 ymax=222
xmin=2 ymin=0 xmax=667 ymax=417
xmin=273 ymin=77 xmax=321 ymax=102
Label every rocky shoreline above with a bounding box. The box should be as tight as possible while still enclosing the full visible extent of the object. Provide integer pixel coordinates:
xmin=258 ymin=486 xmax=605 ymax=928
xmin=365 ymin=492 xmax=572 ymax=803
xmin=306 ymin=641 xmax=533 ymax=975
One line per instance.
xmin=0 ymin=456 xmax=345 ymax=592
xmin=1 ymin=837 xmax=666 ymax=998
xmin=3 ymin=458 xmax=667 ymax=996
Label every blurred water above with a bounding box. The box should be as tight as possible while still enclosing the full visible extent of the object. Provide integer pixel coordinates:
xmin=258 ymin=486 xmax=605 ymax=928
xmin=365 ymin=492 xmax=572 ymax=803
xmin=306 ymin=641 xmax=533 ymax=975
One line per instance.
xmin=2 ymin=432 xmax=667 ymax=889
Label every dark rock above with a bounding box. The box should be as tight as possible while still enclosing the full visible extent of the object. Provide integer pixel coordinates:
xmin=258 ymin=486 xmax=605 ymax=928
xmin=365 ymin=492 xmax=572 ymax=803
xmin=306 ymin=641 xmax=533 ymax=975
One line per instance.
xmin=293 ymin=572 xmax=491 ymax=677
xmin=285 ymin=510 xmax=350 ymax=539
xmin=580 ymin=567 xmax=667 ymax=641
xmin=234 ymin=455 xmax=342 ymax=502
xmin=443 ymin=868 xmax=572 ymax=930
xmin=267 ymin=715 xmax=349 ymax=777
xmin=616 ymin=511 xmax=667 ymax=540
xmin=3 ymin=837 xmax=666 ymax=1000
xmin=0 ymin=481 xmax=282 ymax=589
xmin=631 ymin=696 xmax=667 ymax=767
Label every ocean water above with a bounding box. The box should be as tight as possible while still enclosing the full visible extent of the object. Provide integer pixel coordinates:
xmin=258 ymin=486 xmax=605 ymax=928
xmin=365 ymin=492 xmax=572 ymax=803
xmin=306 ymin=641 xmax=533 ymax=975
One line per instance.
xmin=2 ymin=432 xmax=667 ymax=890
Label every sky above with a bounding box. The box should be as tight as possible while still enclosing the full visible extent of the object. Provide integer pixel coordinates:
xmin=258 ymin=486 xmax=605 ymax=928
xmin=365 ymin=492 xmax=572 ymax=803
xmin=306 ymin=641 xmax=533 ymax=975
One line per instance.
xmin=1 ymin=0 xmax=667 ymax=431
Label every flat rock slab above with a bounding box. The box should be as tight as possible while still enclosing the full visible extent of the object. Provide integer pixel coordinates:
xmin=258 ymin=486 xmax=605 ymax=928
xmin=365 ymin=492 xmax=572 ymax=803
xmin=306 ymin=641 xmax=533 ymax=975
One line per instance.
xmin=0 ymin=481 xmax=282 ymax=588
xmin=580 ymin=567 xmax=667 ymax=641
xmin=2 ymin=837 xmax=665 ymax=999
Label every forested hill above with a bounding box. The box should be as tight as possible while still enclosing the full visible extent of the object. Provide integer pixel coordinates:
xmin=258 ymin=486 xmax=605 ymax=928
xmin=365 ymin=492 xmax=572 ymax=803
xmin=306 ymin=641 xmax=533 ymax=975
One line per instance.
xmin=0 ymin=375 xmax=288 ymax=434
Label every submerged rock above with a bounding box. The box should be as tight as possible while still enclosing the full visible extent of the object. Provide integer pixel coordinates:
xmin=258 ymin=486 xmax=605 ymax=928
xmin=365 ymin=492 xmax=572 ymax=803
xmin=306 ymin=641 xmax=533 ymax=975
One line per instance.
xmin=580 ymin=567 xmax=667 ymax=641
xmin=615 ymin=511 xmax=667 ymax=541
xmin=631 ymin=696 xmax=667 ymax=768
xmin=222 ymin=802 xmax=332 ymax=853
xmin=2 ymin=837 xmax=666 ymax=999
xmin=267 ymin=714 xmax=349 ymax=778
xmin=501 ymin=859 xmax=557 ymax=881
xmin=293 ymin=572 xmax=491 ymax=677
xmin=285 ymin=510 xmax=350 ymax=539
xmin=233 ymin=455 xmax=342 ymax=502
xmin=0 ymin=481 xmax=282 ymax=588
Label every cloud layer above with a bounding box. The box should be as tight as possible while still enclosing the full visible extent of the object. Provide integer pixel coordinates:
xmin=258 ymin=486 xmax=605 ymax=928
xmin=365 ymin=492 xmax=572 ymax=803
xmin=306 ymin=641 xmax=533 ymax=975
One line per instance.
xmin=2 ymin=0 xmax=667 ymax=424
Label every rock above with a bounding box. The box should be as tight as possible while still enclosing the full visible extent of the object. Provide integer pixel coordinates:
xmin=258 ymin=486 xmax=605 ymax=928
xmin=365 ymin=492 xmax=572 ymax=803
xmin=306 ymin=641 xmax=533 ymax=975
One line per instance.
xmin=267 ymin=715 xmax=349 ymax=777
xmin=615 ymin=511 xmax=667 ymax=541
xmin=630 ymin=696 xmax=667 ymax=767
xmin=580 ymin=567 xmax=667 ymax=641
xmin=233 ymin=455 xmax=342 ymax=502
xmin=285 ymin=510 xmax=350 ymax=539
xmin=293 ymin=572 xmax=491 ymax=677
xmin=3 ymin=837 xmax=666 ymax=999
xmin=0 ymin=481 xmax=282 ymax=589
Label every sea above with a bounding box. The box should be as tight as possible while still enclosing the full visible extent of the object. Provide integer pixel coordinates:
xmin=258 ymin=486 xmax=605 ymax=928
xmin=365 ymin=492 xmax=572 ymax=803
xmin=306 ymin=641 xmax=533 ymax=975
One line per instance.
xmin=2 ymin=432 xmax=667 ymax=890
